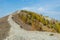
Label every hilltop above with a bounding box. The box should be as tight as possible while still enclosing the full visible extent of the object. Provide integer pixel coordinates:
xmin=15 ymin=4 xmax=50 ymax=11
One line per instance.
xmin=0 ymin=10 xmax=60 ymax=40
xmin=12 ymin=10 xmax=60 ymax=33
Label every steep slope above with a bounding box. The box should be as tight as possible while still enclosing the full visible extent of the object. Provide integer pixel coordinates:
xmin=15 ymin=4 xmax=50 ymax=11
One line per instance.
xmin=0 ymin=16 xmax=11 ymax=40
xmin=5 ymin=13 xmax=60 ymax=40
xmin=0 ymin=10 xmax=60 ymax=40
xmin=12 ymin=10 xmax=60 ymax=33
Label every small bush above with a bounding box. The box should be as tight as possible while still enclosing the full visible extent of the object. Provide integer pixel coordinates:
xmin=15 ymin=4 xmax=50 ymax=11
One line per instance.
xmin=49 ymin=34 xmax=54 ymax=36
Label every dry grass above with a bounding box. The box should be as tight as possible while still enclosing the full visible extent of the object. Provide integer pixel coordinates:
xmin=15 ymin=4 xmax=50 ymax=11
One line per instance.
xmin=12 ymin=13 xmax=57 ymax=32
xmin=12 ymin=14 xmax=32 ymax=31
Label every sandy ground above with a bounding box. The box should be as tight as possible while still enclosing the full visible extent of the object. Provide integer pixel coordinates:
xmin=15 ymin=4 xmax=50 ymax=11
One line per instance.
xmin=4 ymin=14 xmax=60 ymax=40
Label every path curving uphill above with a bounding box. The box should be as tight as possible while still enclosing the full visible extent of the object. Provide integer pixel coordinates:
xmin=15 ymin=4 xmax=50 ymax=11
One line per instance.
xmin=5 ymin=14 xmax=60 ymax=40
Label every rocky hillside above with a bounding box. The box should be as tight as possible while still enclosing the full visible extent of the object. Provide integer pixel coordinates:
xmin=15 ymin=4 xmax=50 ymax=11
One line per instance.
xmin=12 ymin=10 xmax=60 ymax=33
xmin=0 ymin=10 xmax=60 ymax=40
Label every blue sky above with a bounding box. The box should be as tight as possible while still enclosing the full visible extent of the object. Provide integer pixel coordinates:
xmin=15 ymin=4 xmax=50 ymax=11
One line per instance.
xmin=0 ymin=0 xmax=60 ymax=21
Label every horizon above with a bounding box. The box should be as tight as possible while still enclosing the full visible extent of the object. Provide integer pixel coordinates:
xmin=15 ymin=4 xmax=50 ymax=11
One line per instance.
xmin=0 ymin=0 xmax=60 ymax=21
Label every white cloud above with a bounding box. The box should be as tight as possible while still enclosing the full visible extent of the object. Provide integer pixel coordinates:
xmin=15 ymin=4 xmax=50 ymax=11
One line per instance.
xmin=21 ymin=7 xmax=33 ymax=11
xmin=21 ymin=7 xmax=37 ymax=12
xmin=21 ymin=7 xmax=60 ymax=20
xmin=21 ymin=7 xmax=47 ymax=13
xmin=21 ymin=7 xmax=60 ymax=15
xmin=38 ymin=7 xmax=45 ymax=12
xmin=22 ymin=7 xmax=30 ymax=10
